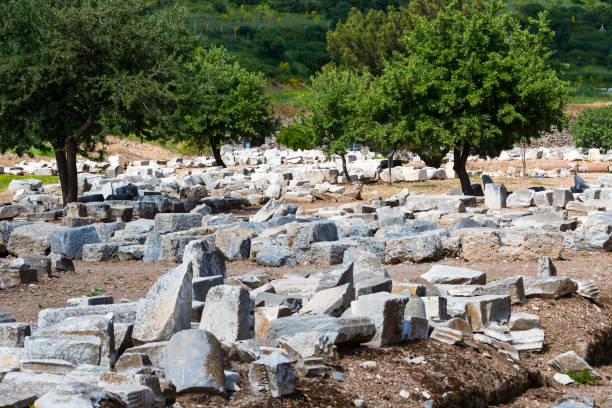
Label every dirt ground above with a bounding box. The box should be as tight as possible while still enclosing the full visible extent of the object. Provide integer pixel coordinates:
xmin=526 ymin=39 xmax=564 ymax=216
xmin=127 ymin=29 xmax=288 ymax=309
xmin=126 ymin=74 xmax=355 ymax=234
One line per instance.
xmin=3 ymin=247 xmax=612 ymax=407
xmin=0 ymin=136 xmax=197 ymax=168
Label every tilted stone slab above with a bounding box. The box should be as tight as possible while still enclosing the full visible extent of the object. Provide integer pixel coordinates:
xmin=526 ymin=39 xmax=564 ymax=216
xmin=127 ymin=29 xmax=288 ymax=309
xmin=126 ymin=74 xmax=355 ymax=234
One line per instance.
xmin=132 ymin=263 xmax=192 ymax=344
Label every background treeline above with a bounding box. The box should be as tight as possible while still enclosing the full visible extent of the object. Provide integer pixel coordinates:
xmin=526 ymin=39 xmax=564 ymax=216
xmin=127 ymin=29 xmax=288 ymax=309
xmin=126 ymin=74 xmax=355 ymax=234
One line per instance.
xmin=177 ymin=0 xmax=407 ymax=82
xmin=174 ymin=0 xmax=612 ymax=96
xmin=515 ymin=0 xmax=612 ymax=94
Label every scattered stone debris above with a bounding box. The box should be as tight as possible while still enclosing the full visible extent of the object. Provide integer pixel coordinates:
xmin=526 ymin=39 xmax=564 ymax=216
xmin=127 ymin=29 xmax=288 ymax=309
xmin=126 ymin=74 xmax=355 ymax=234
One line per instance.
xmin=1 ymin=149 xmax=612 ymax=407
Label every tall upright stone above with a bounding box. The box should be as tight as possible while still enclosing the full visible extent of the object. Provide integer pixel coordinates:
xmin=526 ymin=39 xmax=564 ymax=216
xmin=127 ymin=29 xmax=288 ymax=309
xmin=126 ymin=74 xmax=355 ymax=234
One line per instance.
xmin=350 ymin=292 xmax=409 ymax=346
xmin=183 ymin=238 xmax=226 ymax=279
xmin=200 ymin=285 xmax=254 ymax=343
xmin=484 ymin=183 xmax=507 ymax=209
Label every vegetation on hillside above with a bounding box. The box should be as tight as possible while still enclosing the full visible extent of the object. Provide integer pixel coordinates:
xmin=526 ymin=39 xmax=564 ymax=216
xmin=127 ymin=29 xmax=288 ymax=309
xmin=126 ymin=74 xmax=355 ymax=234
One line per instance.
xmin=176 ymin=0 xmax=611 ymax=97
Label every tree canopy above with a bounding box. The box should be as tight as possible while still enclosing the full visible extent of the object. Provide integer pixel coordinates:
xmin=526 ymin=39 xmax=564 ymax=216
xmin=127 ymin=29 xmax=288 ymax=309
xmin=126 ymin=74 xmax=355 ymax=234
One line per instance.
xmin=326 ymin=0 xmax=471 ymax=76
xmin=326 ymin=7 xmax=412 ymax=76
xmin=367 ymin=0 xmax=571 ymax=193
xmin=293 ymin=65 xmax=371 ymax=182
xmin=0 ymin=0 xmax=195 ymax=204
xmin=177 ymin=46 xmax=279 ymax=167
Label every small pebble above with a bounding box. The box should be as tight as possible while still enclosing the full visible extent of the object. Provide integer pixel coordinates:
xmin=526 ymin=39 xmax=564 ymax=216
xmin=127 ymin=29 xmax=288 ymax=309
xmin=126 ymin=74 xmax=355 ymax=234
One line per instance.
xmin=422 ymin=391 xmax=431 ymax=400
xmin=354 ymin=399 xmax=367 ymax=408
xmin=399 ymin=389 xmax=410 ymax=399
xmin=332 ymin=371 xmax=345 ymax=382
xmin=362 ymin=361 xmax=377 ymax=369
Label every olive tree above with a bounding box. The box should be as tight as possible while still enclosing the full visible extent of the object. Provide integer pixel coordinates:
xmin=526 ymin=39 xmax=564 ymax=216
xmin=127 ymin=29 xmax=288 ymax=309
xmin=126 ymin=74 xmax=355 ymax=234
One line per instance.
xmin=370 ymin=1 xmax=571 ymax=194
xmin=177 ymin=47 xmax=279 ymax=167
xmin=0 ymin=0 xmax=195 ymax=204
xmin=293 ymin=65 xmax=371 ymax=183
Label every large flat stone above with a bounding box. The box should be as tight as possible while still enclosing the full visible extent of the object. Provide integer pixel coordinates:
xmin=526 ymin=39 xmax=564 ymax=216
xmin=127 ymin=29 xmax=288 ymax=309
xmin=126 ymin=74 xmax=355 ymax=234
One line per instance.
xmin=266 ymin=314 xmax=375 ymax=346
xmin=132 ymin=263 xmax=192 ymax=344
xmin=420 ymin=265 xmax=486 ymax=285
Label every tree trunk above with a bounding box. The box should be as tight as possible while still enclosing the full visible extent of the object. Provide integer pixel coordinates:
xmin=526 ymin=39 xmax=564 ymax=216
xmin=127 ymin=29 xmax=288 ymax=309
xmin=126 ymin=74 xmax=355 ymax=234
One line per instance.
xmin=453 ymin=146 xmax=472 ymax=195
xmin=54 ymin=139 xmax=79 ymax=205
xmin=211 ymin=143 xmax=226 ymax=168
xmin=387 ymin=149 xmax=395 ymax=185
xmin=340 ymin=154 xmax=350 ymax=185
xmin=54 ymin=145 xmax=70 ymax=206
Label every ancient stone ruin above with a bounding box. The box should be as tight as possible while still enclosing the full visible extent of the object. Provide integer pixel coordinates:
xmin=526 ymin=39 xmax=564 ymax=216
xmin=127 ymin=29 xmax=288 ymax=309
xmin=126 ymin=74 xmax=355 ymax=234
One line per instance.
xmin=1 ymin=146 xmax=611 ymax=407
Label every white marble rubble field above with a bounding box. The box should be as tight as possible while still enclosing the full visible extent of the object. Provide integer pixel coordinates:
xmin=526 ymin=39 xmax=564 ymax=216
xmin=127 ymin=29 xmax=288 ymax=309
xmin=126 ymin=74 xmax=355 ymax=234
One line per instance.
xmin=3 ymin=145 xmax=612 ymax=180
xmin=0 ymin=155 xmax=610 ymax=405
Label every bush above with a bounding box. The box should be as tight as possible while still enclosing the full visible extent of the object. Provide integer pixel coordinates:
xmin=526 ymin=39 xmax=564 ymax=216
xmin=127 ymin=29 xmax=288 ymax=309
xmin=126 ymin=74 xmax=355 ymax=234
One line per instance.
xmin=572 ymin=105 xmax=612 ymax=151
xmin=276 ymin=124 xmax=313 ymax=150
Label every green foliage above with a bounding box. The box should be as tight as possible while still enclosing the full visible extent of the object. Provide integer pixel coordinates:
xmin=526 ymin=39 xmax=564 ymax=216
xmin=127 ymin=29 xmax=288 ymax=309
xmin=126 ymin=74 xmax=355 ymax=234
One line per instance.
xmin=326 ymin=0 xmax=474 ymax=77
xmin=327 ymin=7 xmax=412 ymax=76
xmin=0 ymin=0 xmax=196 ymax=202
xmin=365 ymin=0 xmax=571 ymax=192
xmin=0 ymin=175 xmax=59 ymax=191
xmin=276 ymin=124 xmax=314 ymax=150
xmin=227 ymin=0 xmax=408 ymax=19
xmin=7 ymin=142 xmax=55 ymax=158
xmin=86 ymin=288 xmax=104 ymax=297
xmin=570 ymin=89 xmax=612 ymax=103
xmin=515 ymin=0 xmax=612 ymax=88
xmin=564 ymin=368 xmax=601 ymax=385
xmin=572 ymin=105 xmax=612 ymax=150
xmin=291 ymin=65 xmax=370 ymax=178
xmin=212 ymin=0 xmax=229 ymax=13
xmin=183 ymin=1 xmax=331 ymax=82
xmin=0 ymin=0 xmax=195 ymax=153
xmin=177 ymin=46 xmax=278 ymax=161
xmin=266 ymin=87 xmax=310 ymax=105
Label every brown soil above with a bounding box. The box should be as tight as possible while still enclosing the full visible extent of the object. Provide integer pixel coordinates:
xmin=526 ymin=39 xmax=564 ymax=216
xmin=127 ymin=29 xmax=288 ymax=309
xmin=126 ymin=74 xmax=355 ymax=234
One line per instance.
xmin=176 ymin=251 xmax=612 ymax=407
xmin=0 ymin=261 xmax=171 ymax=322
xmin=0 ymin=136 xmax=197 ymax=168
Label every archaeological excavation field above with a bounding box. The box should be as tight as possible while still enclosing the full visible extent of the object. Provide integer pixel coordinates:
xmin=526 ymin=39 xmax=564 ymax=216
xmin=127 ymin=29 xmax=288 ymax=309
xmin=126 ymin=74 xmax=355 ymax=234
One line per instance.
xmin=1 ymin=144 xmax=612 ymax=408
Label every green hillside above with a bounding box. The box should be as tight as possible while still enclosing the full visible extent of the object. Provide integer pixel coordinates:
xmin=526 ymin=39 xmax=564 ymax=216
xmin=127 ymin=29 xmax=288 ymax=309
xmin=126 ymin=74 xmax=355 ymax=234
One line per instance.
xmin=180 ymin=0 xmax=409 ymax=83
xmin=513 ymin=0 xmax=612 ymax=99
xmin=178 ymin=0 xmax=612 ymax=101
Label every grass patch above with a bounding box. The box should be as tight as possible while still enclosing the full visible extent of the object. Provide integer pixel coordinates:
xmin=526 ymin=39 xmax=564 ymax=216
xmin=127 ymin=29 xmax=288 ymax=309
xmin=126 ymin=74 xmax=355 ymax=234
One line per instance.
xmin=564 ymin=368 xmax=601 ymax=385
xmin=569 ymin=89 xmax=612 ymax=104
xmin=7 ymin=142 xmax=55 ymax=158
xmin=85 ymin=288 xmax=105 ymax=297
xmin=266 ymin=86 xmax=309 ymax=105
xmin=0 ymin=174 xmax=59 ymax=191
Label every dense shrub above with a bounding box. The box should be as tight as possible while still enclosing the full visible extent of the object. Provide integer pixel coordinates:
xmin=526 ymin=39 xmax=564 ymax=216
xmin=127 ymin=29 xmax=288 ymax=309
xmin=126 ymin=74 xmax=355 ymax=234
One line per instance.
xmin=276 ymin=124 xmax=314 ymax=150
xmin=572 ymin=105 xmax=612 ymax=150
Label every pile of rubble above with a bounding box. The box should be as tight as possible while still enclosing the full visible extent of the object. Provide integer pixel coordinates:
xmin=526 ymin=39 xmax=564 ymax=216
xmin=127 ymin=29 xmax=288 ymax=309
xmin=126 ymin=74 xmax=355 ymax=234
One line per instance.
xmin=0 ymin=234 xmax=601 ymax=406
xmin=4 ymin=142 xmax=612 ymax=183
xmin=1 ymin=152 xmax=612 ymax=405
